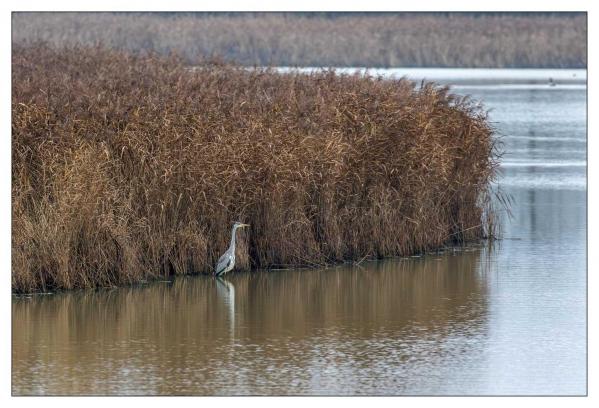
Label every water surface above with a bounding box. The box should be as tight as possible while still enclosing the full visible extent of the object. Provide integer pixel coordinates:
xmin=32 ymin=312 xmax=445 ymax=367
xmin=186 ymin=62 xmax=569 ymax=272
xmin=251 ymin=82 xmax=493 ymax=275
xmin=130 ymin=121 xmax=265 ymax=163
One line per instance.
xmin=12 ymin=69 xmax=587 ymax=395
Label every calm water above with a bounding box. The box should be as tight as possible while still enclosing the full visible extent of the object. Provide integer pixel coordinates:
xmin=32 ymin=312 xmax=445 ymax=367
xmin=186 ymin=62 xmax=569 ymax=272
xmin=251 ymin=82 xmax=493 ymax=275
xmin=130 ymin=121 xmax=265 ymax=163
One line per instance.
xmin=12 ymin=69 xmax=587 ymax=395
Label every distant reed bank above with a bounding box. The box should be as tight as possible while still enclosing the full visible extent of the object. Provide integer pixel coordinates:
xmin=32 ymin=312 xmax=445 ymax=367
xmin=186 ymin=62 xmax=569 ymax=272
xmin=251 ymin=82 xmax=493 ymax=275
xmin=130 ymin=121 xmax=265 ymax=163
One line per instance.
xmin=12 ymin=12 xmax=587 ymax=68
xmin=12 ymin=46 xmax=500 ymax=293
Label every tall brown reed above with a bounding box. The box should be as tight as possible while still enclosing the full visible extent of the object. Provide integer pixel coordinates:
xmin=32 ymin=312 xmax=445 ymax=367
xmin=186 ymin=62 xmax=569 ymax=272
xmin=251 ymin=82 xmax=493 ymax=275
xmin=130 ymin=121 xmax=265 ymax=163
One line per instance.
xmin=12 ymin=45 xmax=500 ymax=293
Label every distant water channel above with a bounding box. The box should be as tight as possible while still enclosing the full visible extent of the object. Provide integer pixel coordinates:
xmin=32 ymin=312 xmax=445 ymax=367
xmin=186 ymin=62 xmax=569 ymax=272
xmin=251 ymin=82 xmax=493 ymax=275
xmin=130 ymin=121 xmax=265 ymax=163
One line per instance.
xmin=12 ymin=68 xmax=587 ymax=395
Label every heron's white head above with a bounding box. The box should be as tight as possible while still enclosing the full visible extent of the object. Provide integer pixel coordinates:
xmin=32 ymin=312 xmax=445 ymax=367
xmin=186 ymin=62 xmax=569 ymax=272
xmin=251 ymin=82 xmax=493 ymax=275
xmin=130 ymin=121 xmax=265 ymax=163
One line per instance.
xmin=233 ymin=221 xmax=250 ymax=229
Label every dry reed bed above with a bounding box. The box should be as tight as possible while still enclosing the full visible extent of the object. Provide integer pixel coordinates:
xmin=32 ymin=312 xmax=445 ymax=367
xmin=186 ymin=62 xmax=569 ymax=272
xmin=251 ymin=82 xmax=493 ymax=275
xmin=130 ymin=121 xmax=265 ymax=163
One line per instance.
xmin=12 ymin=45 xmax=500 ymax=293
xmin=12 ymin=12 xmax=587 ymax=68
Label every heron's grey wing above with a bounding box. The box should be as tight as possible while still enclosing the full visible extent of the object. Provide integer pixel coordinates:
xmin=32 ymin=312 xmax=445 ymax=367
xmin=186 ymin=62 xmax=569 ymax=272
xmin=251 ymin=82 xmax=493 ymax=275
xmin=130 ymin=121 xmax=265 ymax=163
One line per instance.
xmin=215 ymin=251 xmax=232 ymax=275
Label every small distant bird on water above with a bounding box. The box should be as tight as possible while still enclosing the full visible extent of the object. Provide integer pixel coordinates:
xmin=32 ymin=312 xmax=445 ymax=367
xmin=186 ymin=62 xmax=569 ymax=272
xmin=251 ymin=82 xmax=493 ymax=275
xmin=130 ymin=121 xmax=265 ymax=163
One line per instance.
xmin=214 ymin=222 xmax=250 ymax=276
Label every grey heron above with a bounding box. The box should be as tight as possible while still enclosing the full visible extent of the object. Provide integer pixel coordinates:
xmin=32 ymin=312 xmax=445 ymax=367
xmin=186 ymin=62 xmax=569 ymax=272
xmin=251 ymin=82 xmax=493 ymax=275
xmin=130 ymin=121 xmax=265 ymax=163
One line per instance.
xmin=214 ymin=222 xmax=250 ymax=276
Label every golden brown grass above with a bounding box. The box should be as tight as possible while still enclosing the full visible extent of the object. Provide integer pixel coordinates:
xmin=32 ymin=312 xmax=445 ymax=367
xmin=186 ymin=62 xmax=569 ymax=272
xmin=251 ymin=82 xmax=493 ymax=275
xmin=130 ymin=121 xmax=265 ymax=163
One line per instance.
xmin=12 ymin=12 xmax=587 ymax=68
xmin=12 ymin=45 xmax=500 ymax=293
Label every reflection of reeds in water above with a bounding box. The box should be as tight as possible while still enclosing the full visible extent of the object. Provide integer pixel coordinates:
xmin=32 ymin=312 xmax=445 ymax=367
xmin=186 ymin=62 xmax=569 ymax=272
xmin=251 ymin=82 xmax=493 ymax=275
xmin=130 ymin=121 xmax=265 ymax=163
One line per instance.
xmin=13 ymin=249 xmax=488 ymax=395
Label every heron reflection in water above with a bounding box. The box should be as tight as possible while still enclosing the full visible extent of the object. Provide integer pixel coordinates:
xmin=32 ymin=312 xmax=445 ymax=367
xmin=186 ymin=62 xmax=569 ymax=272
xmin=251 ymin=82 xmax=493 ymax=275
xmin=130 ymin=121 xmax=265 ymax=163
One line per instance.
xmin=216 ymin=277 xmax=236 ymax=334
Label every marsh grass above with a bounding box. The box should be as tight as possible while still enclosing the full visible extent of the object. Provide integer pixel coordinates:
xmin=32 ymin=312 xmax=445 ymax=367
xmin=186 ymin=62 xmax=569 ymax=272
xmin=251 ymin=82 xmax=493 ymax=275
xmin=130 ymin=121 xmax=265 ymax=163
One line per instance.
xmin=12 ymin=12 xmax=587 ymax=68
xmin=12 ymin=45 xmax=501 ymax=293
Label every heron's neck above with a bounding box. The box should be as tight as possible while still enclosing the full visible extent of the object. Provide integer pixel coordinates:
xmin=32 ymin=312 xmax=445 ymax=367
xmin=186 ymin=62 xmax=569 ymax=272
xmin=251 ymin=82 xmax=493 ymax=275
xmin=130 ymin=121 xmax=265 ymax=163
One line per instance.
xmin=229 ymin=226 xmax=238 ymax=249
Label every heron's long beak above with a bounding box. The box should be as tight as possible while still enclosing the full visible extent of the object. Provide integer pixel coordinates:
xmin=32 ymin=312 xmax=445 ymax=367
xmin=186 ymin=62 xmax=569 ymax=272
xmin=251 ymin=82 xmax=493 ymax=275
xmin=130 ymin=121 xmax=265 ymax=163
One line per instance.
xmin=240 ymin=223 xmax=250 ymax=228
